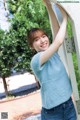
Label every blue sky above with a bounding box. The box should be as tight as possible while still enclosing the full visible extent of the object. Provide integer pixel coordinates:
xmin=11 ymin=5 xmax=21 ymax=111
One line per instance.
xmin=0 ymin=0 xmax=10 ymax=31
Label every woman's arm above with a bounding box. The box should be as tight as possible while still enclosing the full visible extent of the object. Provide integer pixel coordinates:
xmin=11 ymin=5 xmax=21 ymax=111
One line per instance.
xmin=43 ymin=0 xmax=59 ymax=39
xmin=40 ymin=3 xmax=67 ymax=66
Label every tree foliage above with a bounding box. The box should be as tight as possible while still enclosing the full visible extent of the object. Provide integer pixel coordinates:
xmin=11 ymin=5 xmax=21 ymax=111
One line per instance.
xmin=1 ymin=0 xmax=51 ymax=76
xmin=0 ymin=0 xmax=51 ymax=96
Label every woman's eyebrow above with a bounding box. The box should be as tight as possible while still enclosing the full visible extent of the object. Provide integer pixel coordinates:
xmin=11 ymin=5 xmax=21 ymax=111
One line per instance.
xmin=33 ymin=36 xmax=40 ymax=41
xmin=33 ymin=33 xmax=44 ymax=40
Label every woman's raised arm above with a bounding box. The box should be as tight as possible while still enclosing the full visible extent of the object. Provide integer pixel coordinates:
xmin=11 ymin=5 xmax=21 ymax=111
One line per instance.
xmin=43 ymin=0 xmax=59 ymax=39
xmin=40 ymin=3 xmax=68 ymax=66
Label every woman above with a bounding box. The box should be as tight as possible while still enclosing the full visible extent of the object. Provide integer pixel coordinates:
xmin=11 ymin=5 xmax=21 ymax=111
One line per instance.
xmin=27 ymin=0 xmax=77 ymax=120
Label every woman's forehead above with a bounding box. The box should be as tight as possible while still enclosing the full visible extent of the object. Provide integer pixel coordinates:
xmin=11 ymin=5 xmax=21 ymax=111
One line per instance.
xmin=32 ymin=31 xmax=44 ymax=39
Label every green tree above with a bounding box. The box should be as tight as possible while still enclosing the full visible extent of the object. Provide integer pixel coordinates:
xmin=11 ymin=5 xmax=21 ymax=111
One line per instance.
xmin=7 ymin=0 xmax=51 ymax=71
xmin=0 ymin=0 xmax=51 ymax=97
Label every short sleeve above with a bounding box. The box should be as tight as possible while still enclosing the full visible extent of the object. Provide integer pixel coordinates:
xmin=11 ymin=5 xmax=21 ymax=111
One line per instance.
xmin=31 ymin=52 xmax=44 ymax=73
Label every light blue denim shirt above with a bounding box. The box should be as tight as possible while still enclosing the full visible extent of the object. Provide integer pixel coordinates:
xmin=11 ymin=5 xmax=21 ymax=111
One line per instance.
xmin=31 ymin=52 xmax=72 ymax=109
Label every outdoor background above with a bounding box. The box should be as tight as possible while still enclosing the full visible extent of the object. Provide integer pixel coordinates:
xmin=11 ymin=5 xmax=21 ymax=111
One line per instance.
xmin=0 ymin=0 xmax=80 ymax=98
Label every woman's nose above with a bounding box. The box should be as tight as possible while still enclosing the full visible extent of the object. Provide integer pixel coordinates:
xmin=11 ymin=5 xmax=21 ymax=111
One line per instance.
xmin=40 ymin=37 xmax=45 ymax=42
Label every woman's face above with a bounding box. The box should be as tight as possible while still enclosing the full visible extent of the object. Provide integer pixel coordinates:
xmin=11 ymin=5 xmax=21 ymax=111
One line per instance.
xmin=32 ymin=31 xmax=50 ymax=52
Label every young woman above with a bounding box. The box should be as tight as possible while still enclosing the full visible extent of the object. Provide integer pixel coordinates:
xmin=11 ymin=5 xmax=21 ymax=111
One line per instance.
xmin=27 ymin=1 xmax=77 ymax=120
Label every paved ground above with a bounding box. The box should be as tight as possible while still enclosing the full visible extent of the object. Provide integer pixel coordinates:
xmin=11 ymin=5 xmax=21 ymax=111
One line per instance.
xmin=0 ymin=90 xmax=41 ymax=120
xmin=0 ymin=91 xmax=80 ymax=120
xmin=0 ymin=73 xmax=80 ymax=120
xmin=0 ymin=73 xmax=41 ymax=120
xmin=0 ymin=72 xmax=36 ymax=98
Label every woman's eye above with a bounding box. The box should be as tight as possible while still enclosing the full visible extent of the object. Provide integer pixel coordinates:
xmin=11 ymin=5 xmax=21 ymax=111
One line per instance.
xmin=42 ymin=35 xmax=46 ymax=38
xmin=35 ymin=38 xmax=39 ymax=41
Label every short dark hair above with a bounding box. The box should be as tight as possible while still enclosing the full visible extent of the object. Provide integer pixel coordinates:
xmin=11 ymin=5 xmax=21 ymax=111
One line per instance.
xmin=27 ymin=28 xmax=47 ymax=47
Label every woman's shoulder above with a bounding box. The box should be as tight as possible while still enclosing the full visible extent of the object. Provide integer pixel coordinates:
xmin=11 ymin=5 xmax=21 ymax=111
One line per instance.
xmin=31 ymin=52 xmax=41 ymax=61
xmin=31 ymin=52 xmax=43 ymax=68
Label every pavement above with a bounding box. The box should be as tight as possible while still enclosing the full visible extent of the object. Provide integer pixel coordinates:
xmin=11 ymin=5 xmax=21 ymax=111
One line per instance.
xmin=0 ymin=72 xmax=36 ymax=98
xmin=0 ymin=73 xmax=80 ymax=120
xmin=25 ymin=114 xmax=41 ymax=120
xmin=0 ymin=72 xmax=41 ymax=120
xmin=0 ymin=90 xmax=41 ymax=120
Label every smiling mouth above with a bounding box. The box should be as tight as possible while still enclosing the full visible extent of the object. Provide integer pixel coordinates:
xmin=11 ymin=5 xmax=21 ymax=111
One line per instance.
xmin=41 ymin=43 xmax=48 ymax=48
